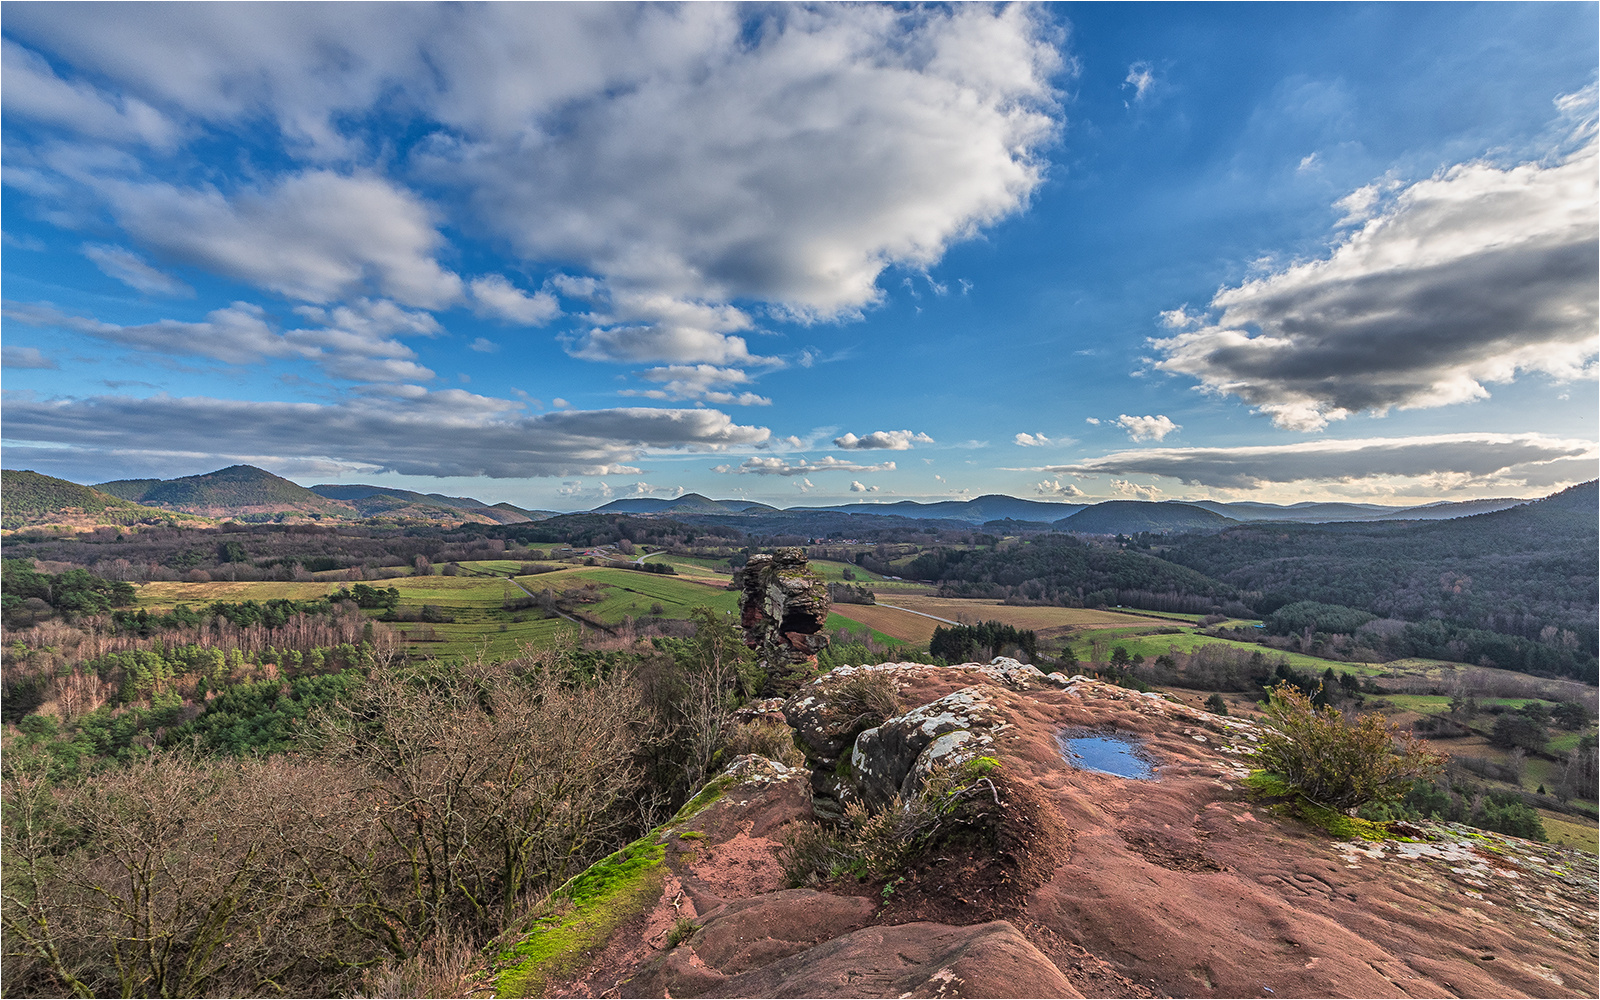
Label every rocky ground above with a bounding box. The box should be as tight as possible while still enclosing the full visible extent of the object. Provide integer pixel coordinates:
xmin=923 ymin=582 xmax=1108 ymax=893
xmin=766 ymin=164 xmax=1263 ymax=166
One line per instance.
xmin=491 ymin=661 xmax=1599 ymax=999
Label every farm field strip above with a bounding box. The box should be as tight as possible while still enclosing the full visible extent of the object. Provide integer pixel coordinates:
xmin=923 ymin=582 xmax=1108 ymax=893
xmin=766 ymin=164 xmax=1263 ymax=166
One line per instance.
xmin=828 ymin=604 xmax=940 ymax=643
xmin=877 ymin=595 xmax=1180 ymax=630
xmin=137 ymin=580 xmax=340 ymax=607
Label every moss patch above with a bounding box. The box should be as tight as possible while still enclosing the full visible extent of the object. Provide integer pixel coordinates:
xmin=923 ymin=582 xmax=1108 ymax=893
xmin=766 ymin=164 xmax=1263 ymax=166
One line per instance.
xmin=1244 ymin=771 xmax=1392 ymax=842
xmin=491 ymin=770 xmax=742 ymax=997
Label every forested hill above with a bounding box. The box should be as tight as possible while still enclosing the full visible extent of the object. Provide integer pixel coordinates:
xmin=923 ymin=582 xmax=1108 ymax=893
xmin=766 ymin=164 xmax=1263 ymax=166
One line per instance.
xmin=1056 ymin=500 xmax=1234 ymax=534
xmin=1163 ymin=480 xmax=1599 ymax=651
xmin=96 ymin=465 xmax=350 ymax=516
xmin=904 ymin=533 xmax=1242 ymax=614
xmin=0 ymin=470 xmax=207 ymax=529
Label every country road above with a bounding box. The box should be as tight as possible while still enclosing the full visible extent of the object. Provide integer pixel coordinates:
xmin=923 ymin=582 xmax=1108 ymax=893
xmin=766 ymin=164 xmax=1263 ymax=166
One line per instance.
xmin=507 ymin=574 xmax=588 ymax=630
xmin=874 ymin=603 xmax=960 ymax=626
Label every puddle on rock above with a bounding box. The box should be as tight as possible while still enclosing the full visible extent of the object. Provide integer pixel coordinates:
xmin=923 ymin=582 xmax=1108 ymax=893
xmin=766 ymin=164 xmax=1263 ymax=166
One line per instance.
xmin=1057 ymin=731 xmax=1155 ymax=779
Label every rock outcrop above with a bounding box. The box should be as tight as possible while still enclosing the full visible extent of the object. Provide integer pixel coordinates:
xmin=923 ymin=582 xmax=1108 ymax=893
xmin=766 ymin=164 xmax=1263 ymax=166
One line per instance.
xmin=738 ymin=548 xmax=830 ymax=695
xmin=493 ymin=660 xmax=1600 ymax=1000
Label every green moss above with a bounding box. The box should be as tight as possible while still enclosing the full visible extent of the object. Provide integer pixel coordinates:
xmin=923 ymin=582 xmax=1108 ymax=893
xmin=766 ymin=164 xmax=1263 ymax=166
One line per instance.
xmin=669 ymin=773 xmax=735 ymax=825
xmin=964 ymin=756 xmax=1001 ymax=777
xmin=1244 ymin=771 xmax=1391 ymax=841
xmin=493 ymin=839 xmax=667 ymax=998
xmin=490 ymin=768 xmax=749 ymax=997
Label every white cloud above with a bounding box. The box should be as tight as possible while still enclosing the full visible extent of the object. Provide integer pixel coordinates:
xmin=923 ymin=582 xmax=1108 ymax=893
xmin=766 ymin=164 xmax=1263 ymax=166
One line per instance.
xmin=1014 ymin=432 xmax=1051 ymax=447
xmin=1084 ymin=417 xmax=1101 ymax=425
xmin=4 ymin=391 xmax=772 ymax=479
xmin=1 ymin=346 xmax=57 ymax=369
xmin=6 ymin=297 xmax=444 ymax=383
xmin=1115 ymin=414 xmax=1179 ymax=442
xmin=1154 ymin=135 xmax=1599 ymax=431
xmin=833 ymin=430 xmax=934 ymax=450
xmin=469 ymin=274 xmax=560 ymax=326
xmin=1048 ymin=433 xmax=1598 ymax=490
xmin=618 ymin=364 xmax=771 ymax=406
xmin=4 ymin=300 xmax=311 ymax=366
xmin=100 ymin=170 xmax=463 ymax=308
xmin=849 ymin=480 xmax=880 ymax=493
xmin=570 ymin=291 xmax=772 ymax=367
xmin=469 ymin=337 xmax=499 ymax=353
xmin=1110 ymin=480 xmax=1163 ymax=501
xmin=1123 ymin=61 xmax=1155 ymax=103
xmin=713 ymin=456 xmax=896 ymax=476
xmin=1033 ymin=478 xmax=1086 ymax=498
xmin=82 ymin=244 xmax=193 ymax=296
xmin=1 ymin=39 xmax=179 ymax=148
xmin=8 ymin=4 xmax=1063 ymax=347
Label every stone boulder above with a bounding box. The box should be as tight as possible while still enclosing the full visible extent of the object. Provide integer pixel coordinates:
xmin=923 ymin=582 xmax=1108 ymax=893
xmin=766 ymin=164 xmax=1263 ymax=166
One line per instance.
xmin=850 ymin=685 xmax=1003 ymax=807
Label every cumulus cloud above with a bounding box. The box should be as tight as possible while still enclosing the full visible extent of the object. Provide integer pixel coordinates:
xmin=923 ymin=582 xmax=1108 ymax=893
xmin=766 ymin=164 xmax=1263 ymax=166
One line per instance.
xmin=833 ymin=430 xmax=934 ymax=450
xmin=469 ymin=337 xmax=499 ymax=353
xmin=1048 ymin=433 xmax=1599 ymax=490
xmin=1110 ymin=479 xmax=1163 ymax=501
xmin=2 ymin=346 xmax=57 ymax=369
xmin=1154 ymin=133 xmax=1599 ymax=430
xmin=713 ymin=456 xmax=896 ymax=476
xmin=618 ymin=364 xmax=771 ymax=406
xmin=469 ymin=274 xmax=560 ymax=325
xmin=1033 ymin=478 xmax=1085 ymax=498
xmin=82 ymin=244 xmax=193 ymax=296
xmin=7 ymin=5 xmax=1063 ymax=361
xmin=3 ymin=391 xmax=772 ymax=479
xmin=99 ymin=170 xmax=463 ymax=308
xmin=1014 ymin=432 xmax=1051 ymax=447
xmin=1114 ymin=414 xmax=1179 ymax=442
xmin=569 ymin=292 xmax=772 ymax=367
xmin=849 ymin=481 xmax=880 ymax=493
xmin=1084 ymin=417 xmax=1101 ymax=425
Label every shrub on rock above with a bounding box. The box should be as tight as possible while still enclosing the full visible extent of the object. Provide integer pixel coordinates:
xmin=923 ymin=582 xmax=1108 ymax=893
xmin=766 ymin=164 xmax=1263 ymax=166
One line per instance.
xmin=1252 ymin=682 xmax=1444 ymax=813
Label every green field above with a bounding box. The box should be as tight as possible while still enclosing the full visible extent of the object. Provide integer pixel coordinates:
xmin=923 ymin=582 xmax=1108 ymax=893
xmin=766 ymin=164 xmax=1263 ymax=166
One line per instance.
xmin=1072 ymin=628 xmax=1384 ymax=677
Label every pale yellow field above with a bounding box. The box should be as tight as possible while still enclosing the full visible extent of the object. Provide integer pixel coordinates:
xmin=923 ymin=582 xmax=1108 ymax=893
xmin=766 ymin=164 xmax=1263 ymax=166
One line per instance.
xmin=829 ymin=597 xmax=1181 ymax=644
xmin=1540 ymin=812 xmax=1599 ymax=854
xmin=828 ymin=604 xmax=941 ymax=643
xmin=878 ymin=596 xmax=1178 ymax=633
xmin=137 ymin=580 xmax=337 ymax=608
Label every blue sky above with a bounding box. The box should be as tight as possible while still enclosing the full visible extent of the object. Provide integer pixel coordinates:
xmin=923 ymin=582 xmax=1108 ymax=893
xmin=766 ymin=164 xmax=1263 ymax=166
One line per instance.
xmin=3 ymin=3 xmax=1596 ymax=511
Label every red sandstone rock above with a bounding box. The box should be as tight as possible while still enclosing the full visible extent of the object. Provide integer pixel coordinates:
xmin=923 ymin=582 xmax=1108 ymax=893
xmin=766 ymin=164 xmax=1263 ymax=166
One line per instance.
xmin=515 ymin=662 xmax=1599 ymax=1000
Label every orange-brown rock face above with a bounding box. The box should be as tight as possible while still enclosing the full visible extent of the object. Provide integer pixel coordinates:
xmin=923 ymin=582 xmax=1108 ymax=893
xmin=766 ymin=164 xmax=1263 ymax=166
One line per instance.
xmin=520 ymin=662 xmax=1599 ymax=1000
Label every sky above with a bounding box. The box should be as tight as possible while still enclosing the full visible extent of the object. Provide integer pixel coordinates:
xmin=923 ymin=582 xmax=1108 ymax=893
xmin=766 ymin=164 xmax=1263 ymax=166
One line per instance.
xmin=2 ymin=2 xmax=1596 ymax=512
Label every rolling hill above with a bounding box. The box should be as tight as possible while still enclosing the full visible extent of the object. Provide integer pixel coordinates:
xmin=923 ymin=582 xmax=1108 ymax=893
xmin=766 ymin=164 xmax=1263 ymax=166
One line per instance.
xmin=593 ymin=493 xmax=780 ymax=515
xmin=95 ymin=465 xmax=354 ymax=519
xmin=1055 ymin=500 xmax=1236 ymax=535
xmin=309 ymin=484 xmax=545 ymax=524
xmin=1 ymin=470 xmax=210 ymax=529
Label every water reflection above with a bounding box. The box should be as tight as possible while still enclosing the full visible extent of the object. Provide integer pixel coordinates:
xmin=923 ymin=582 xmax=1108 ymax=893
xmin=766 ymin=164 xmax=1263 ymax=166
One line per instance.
xmin=1057 ymin=732 xmax=1155 ymax=779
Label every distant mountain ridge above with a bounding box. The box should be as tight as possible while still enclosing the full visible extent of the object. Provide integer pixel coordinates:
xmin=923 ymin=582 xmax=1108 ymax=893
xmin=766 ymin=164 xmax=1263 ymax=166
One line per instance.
xmin=584 ymin=489 xmax=1540 ymax=532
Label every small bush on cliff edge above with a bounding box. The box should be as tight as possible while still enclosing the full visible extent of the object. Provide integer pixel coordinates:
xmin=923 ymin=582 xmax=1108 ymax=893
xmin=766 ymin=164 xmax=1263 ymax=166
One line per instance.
xmin=778 ymin=757 xmax=1001 ymax=886
xmin=1252 ymin=682 xmax=1445 ymax=813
